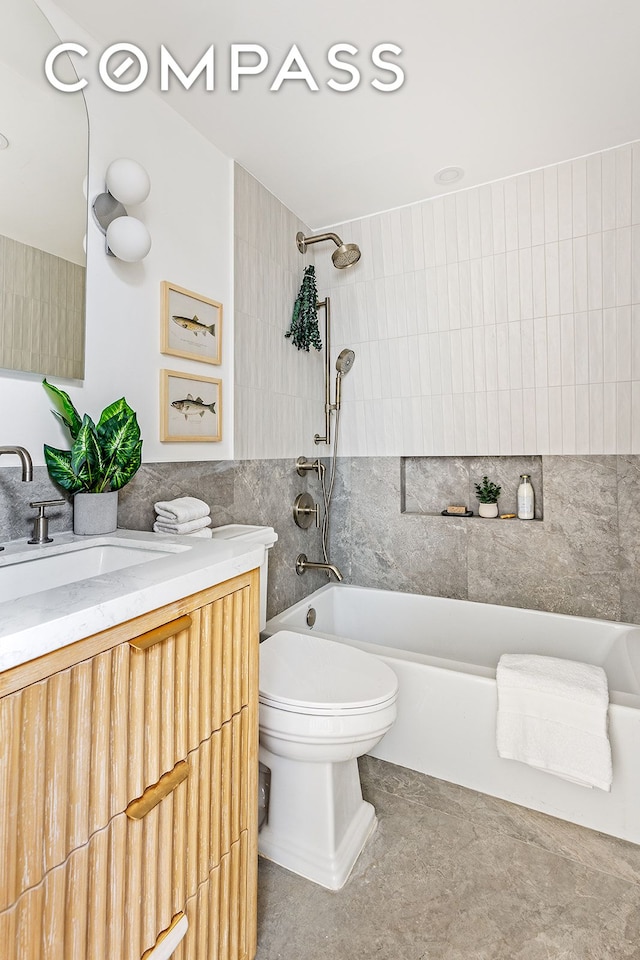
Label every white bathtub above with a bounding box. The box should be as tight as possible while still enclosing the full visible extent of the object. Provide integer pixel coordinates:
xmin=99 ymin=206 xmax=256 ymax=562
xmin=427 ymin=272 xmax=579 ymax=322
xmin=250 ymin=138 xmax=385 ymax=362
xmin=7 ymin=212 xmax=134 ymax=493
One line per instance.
xmin=264 ymin=584 xmax=640 ymax=845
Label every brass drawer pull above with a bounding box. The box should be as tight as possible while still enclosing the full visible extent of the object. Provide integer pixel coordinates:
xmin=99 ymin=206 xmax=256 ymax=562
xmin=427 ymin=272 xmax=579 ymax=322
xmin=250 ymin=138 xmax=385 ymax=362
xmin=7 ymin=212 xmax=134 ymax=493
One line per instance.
xmin=126 ymin=761 xmax=189 ymax=820
xmin=129 ymin=614 xmax=192 ymax=651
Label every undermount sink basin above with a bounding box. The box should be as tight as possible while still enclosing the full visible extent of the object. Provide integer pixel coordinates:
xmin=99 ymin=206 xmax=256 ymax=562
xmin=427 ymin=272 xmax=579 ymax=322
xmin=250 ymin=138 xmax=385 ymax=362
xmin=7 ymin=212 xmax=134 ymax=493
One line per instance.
xmin=0 ymin=537 xmax=190 ymax=604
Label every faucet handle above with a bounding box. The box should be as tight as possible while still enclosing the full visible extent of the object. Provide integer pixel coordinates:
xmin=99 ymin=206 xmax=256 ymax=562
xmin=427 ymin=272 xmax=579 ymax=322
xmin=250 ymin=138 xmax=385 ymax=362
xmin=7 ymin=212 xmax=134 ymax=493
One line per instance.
xmin=28 ymin=499 xmax=65 ymax=545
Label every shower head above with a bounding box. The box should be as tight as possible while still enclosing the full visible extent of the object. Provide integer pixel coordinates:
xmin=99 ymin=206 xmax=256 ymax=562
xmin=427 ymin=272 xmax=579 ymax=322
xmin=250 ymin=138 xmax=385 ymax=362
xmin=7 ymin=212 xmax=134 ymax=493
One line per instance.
xmin=296 ymin=231 xmax=362 ymax=270
xmin=336 ymin=348 xmax=356 ymax=375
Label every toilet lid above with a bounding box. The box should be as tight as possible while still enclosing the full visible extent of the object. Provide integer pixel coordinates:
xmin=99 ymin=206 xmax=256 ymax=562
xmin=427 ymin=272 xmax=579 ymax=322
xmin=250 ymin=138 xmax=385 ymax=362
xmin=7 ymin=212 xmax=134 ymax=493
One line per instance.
xmin=259 ymin=630 xmax=398 ymax=712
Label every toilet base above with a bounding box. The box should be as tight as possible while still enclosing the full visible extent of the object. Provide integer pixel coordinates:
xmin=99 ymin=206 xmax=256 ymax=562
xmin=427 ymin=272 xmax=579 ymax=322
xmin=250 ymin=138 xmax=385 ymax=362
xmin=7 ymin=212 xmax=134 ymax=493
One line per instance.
xmin=258 ymin=745 xmax=377 ymax=890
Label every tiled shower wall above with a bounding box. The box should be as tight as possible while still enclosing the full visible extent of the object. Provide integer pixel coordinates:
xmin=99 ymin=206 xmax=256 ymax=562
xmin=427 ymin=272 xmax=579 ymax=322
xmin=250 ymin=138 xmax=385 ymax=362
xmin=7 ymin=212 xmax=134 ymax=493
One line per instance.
xmin=315 ymin=141 xmax=640 ymax=457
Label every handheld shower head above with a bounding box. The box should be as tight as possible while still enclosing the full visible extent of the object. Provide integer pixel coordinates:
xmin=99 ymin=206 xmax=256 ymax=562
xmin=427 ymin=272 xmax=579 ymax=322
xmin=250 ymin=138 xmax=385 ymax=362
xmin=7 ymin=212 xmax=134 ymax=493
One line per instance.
xmin=336 ymin=348 xmax=356 ymax=375
xmin=296 ymin=231 xmax=362 ymax=270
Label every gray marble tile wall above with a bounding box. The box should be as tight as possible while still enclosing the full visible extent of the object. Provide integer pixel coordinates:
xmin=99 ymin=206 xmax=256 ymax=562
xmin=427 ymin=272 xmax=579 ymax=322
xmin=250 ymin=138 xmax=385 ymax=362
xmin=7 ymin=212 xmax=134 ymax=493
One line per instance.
xmin=330 ymin=454 xmax=640 ymax=624
xmin=0 ymin=234 xmax=85 ymax=379
xmin=0 ymin=465 xmax=72 ymax=542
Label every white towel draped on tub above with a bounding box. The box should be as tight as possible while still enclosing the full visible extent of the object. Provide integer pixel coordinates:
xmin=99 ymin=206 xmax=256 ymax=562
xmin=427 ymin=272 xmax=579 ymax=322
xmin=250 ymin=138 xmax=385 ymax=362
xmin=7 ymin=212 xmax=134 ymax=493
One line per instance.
xmin=496 ymin=654 xmax=612 ymax=791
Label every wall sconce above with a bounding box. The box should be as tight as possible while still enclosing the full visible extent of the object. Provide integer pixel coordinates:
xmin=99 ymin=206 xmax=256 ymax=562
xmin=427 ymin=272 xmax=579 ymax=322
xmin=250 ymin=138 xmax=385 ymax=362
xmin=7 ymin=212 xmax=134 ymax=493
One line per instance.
xmin=92 ymin=158 xmax=151 ymax=262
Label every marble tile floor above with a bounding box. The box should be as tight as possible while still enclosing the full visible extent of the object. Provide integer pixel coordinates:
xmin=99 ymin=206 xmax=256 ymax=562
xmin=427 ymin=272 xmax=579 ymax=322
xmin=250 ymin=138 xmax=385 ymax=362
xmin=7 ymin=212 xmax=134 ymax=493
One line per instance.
xmin=254 ymin=757 xmax=640 ymax=960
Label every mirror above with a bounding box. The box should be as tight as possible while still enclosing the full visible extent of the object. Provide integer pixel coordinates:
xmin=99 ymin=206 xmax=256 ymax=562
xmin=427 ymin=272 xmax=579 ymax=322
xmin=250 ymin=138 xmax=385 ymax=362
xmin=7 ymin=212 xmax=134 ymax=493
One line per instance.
xmin=0 ymin=0 xmax=88 ymax=380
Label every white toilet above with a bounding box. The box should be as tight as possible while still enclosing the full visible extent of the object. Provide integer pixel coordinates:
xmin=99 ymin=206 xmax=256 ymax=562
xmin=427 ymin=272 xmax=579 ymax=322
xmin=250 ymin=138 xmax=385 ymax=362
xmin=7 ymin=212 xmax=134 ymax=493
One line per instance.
xmin=258 ymin=630 xmax=398 ymax=890
xmin=212 ymin=524 xmax=398 ymax=890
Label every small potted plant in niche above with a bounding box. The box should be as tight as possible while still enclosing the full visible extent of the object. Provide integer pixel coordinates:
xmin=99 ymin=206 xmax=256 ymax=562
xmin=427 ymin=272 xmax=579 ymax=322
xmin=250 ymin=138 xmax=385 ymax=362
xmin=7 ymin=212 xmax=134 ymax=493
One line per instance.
xmin=474 ymin=475 xmax=501 ymax=519
xmin=42 ymin=379 xmax=142 ymax=535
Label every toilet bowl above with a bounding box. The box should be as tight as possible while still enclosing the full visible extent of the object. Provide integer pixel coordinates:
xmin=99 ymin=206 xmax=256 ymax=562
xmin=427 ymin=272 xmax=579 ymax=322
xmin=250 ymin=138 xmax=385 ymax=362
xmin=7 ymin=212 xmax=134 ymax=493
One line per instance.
xmin=258 ymin=630 xmax=398 ymax=890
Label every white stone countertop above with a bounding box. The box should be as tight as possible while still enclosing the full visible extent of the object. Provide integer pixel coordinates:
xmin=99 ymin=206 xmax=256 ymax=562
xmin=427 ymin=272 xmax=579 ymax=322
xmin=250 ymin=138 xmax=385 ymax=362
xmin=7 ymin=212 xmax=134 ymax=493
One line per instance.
xmin=0 ymin=528 xmax=264 ymax=674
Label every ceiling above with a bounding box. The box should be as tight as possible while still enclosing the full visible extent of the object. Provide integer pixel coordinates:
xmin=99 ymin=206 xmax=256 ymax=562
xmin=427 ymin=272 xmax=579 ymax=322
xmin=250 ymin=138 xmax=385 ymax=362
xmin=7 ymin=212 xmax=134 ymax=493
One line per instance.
xmin=53 ymin=0 xmax=640 ymax=228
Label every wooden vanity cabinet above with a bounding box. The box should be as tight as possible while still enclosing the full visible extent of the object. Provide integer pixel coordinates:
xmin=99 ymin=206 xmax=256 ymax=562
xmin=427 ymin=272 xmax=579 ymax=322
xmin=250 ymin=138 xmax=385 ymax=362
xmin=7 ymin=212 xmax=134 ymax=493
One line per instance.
xmin=0 ymin=568 xmax=260 ymax=960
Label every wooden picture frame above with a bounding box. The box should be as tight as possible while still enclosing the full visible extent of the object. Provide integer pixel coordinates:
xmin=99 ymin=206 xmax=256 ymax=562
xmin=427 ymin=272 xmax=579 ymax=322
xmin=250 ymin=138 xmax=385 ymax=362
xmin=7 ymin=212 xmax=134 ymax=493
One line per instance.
xmin=160 ymin=369 xmax=222 ymax=442
xmin=161 ymin=281 xmax=222 ymax=365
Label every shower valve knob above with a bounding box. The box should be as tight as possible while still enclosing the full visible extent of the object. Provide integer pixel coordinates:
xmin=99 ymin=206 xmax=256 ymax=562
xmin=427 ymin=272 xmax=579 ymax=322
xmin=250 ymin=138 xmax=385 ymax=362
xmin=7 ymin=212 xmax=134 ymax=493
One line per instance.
xmin=293 ymin=493 xmax=319 ymax=529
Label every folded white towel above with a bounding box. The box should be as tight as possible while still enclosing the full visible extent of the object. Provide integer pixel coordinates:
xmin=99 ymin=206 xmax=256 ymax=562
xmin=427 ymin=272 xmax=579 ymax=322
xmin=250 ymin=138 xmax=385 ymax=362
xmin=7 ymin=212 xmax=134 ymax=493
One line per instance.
xmin=496 ymin=654 xmax=612 ymax=791
xmin=153 ymin=516 xmax=212 ymax=535
xmin=153 ymin=517 xmax=212 ymax=536
xmin=154 ymin=497 xmax=210 ymax=523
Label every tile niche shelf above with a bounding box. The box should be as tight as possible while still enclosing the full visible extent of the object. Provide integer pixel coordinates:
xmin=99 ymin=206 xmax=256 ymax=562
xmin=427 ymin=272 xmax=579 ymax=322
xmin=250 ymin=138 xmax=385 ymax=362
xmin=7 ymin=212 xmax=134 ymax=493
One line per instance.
xmin=400 ymin=455 xmax=544 ymax=521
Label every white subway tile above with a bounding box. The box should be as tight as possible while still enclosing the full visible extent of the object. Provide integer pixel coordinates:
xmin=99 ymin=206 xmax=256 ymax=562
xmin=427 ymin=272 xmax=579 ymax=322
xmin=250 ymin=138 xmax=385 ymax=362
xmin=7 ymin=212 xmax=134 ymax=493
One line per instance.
xmin=470 ymin=259 xmax=484 ymax=327
xmin=394 ymin=275 xmax=409 ymax=338
xmin=369 ymin=215 xmax=386 ymax=279
xmin=494 ymin=253 xmax=508 ymax=324
xmin=410 ymin=205 xmax=425 ymax=272
xmin=632 ymin=381 xmax=640 ymax=452
xmin=444 ymin=195 xmax=459 ymax=263
xmin=452 ymin=393 xmax=466 ymax=452
xmin=425 ymin=268 xmax=440 ymax=332
xmin=491 ymin=182 xmax=506 ymax=254
xmin=428 ymin=332 xmax=442 ymax=395
xmin=467 ymin=189 xmax=482 ymax=260
xmin=589 ymin=383 xmax=604 ymax=452
xmin=404 ymin=274 xmax=418 ymax=337
xmin=546 ymin=314 xmax=562 ymax=387
xmin=387 ymin=337 xmax=402 ymax=398
xmin=632 ymin=305 xmax=640 ymax=379
xmin=574 ymin=312 xmax=590 ymax=385
xmin=506 ymin=250 xmax=521 ymax=321
xmin=461 ymin=329 xmax=475 ymax=393
xmin=616 ymin=226 xmax=632 ymax=305
xmin=545 ymin=242 xmax=560 ymax=317
xmin=561 ymin=385 xmax=576 ymax=454
xmin=436 ymin=265 xmax=450 ymax=330
xmin=522 ymin=387 xmax=537 ymax=451
xmin=560 ymin=313 xmax=576 ymax=385
xmin=498 ymin=390 xmax=513 ymax=454
xmin=519 ymin=248 xmax=533 ymax=319
xmin=479 ymin=184 xmax=494 ymax=258
xmin=414 ymin=270 xmax=429 ymax=335
xmin=548 ymin=387 xmax=562 ymax=454
xmin=486 ymin=390 xmax=501 ymax=453
xmin=587 ymin=152 xmax=602 ymax=234
xmin=455 ymin=192 xmax=470 ymax=262
xmin=417 ymin=333 xmax=431 ymax=395
xmin=617 ymin=381 xmax=632 ymax=454
xmin=496 ymin=323 xmax=510 ymax=391
xmin=482 ymin=257 xmax=496 ymax=325
xmin=472 ymin=327 xmax=487 ymax=391
xmin=504 ymin=178 xmax=519 ymax=251
xmin=508 ymin=320 xmax=523 ymax=390
xmin=400 ymin=207 xmax=416 ymax=274
xmin=521 ymin=317 xmax=535 ymax=389
xmin=633 ymin=143 xmax=640 ymax=225
xmin=442 ymin=395 xmax=456 ymax=455
xmin=616 ymin=145 xmax=633 ymax=227
xmin=632 ymin=225 xmax=640 ymax=304
xmin=532 ymin=246 xmax=547 ymax=318
xmin=485 ymin=325 xmax=498 ymax=391
xmin=571 ymin=158 xmax=587 ymax=237
xmin=432 ymin=199 xmax=447 ymax=267
xmin=535 ymin=387 xmax=550 ymax=452
xmin=543 ymin=165 xmax=559 ymax=243
xmin=533 ymin=316 xmax=548 ymax=387
xmin=447 ymin=263 xmax=461 ymax=329
xmin=557 ymin=163 xmax=573 ymax=241
xmin=617 ymin=304 xmax=632 ymax=381
xmin=516 ymin=175 xmax=532 ymax=248
xmin=530 ymin=170 xmax=545 ymax=246
xmin=449 ymin=329 xmax=464 ymax=393
xmin=389 ymin=210 xmax=404 ymax=277
xmin=464 ymin=393 xmax=477 ymax=454
xmin=439 ymin=331 xmax=453 ymax=394
xmin=421 ymin=395 xmax=434 ymax=451
xmin=587 ymin=234 xmax=603 ymax=309
xmin=602 ymin=150 xmax=616 ymax=232
xmin=602 ymin=229 xmax=616 ymax=309
xmin=575 ymin=383 xmax=590 ymax=453
xmin=431 ymin=395 xmax=445 ymax=453
xmin=558 ymin=239 xmax=574 ymax=314
xmin=603 ymin=307 xmax=617 ymax=383
xmin=458 ymin=260 xmax=472 ymax=328
xmin=422 ymin=202 xmax=436 ymax=268
xmin=474 ymin=392 xmax=489 ymax=451
xmin=588 ymin=310 xmax=604 ymax=383
xmin=572 ymin=236 xmax=588 ymax=313
xmin=603 ymin=381 xmax=617 ymax=453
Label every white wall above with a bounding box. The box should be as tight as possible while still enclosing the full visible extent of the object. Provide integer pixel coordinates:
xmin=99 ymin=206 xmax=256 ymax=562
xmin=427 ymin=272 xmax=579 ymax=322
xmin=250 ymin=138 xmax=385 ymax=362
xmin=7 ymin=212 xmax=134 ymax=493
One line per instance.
xmin=315 ymin=141 xmax=640 ymax=457
xmin=0 ymin=0 xmax=234 ymax=466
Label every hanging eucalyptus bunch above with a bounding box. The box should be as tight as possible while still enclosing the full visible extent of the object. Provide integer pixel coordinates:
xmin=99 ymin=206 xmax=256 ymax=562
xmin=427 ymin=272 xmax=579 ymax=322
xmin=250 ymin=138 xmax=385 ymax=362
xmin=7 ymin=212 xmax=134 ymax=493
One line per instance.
xmin=285 ymin=265 xmax=322 ymax=352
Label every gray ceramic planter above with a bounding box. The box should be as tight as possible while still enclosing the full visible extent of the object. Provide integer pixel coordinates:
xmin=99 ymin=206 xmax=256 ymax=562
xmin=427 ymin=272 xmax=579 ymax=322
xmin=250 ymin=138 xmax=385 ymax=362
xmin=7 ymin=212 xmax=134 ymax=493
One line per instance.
xmin=73 ymin=491 xmax=118 ymax=535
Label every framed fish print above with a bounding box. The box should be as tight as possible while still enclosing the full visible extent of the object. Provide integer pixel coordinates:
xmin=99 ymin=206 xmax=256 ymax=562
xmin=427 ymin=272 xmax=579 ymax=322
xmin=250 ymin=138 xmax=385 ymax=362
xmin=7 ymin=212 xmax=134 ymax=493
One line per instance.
xmin=160 ymin=369 xmax=222 ymax=442
xmin=161 ymin=281 xmax=222 ymax=365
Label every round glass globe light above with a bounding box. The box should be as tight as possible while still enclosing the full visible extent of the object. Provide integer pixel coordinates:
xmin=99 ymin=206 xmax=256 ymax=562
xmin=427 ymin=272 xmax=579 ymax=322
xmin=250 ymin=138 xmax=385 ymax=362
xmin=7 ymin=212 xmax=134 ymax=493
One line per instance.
xmin=105 ymin=158 xmax=150 ymax=206
xmin=106 ymin=216 xmax=152 ymax=262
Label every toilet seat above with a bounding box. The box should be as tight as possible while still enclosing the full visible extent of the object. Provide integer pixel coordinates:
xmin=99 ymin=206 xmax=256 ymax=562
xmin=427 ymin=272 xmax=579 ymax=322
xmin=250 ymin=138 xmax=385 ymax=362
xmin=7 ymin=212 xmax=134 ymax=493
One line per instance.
xmin=259 ymin=630 xmax=398 ymax=715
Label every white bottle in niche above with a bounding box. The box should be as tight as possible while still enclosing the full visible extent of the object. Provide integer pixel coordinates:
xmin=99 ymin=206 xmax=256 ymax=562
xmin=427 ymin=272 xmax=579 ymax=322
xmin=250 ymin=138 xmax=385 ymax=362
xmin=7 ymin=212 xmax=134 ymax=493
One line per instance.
xmin=517 ymin=474 xmax=534 ymax=520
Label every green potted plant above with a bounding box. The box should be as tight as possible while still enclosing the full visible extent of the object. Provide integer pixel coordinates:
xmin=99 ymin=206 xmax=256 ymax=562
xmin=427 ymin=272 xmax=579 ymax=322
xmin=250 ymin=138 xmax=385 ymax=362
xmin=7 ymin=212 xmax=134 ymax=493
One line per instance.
xmin=474 ymin=475 xmax=501 ymax=518
xmin=42 ymin=378 xmax=142 ymax=535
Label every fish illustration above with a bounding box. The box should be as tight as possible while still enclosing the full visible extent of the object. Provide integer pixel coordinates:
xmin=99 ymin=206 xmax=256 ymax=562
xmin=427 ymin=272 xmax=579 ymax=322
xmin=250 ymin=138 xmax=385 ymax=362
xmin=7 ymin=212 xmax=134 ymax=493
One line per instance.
xmin=172 ymin=314 xmax=215 ymax=337
xmin=171 ymin=394 xmax=216 ymax=419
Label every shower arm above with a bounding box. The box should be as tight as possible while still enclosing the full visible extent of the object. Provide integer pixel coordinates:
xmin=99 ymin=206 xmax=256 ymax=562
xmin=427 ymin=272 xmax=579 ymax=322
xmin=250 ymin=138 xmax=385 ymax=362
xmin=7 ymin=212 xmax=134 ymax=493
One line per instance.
xmin=314 ymin=297 xmax=334 ymax=445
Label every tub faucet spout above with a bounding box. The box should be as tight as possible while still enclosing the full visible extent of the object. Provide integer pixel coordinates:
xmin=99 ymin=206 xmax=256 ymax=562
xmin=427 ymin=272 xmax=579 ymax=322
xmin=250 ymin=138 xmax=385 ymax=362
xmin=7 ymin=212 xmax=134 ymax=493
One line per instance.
xmin=295 ymin=553 xmax=343 ymax=582
xmin=0 ymin=446 xmax=33 ymax=482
